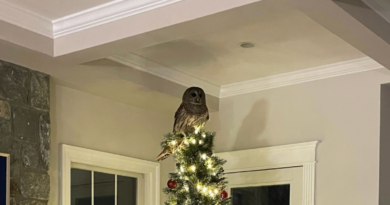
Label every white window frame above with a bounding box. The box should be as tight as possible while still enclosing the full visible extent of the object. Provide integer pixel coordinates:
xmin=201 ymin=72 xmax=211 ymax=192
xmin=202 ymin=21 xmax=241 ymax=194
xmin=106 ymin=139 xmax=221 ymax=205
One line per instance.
xmin=71 ymin=163 xmax=144 ymax=205
xmin=217 ymin=141 xmax=318 ymax=205
xmin=0 ymin=153 xmax=10 ymax=205
xmin=60 ymin=144 xmax=160 ymax=205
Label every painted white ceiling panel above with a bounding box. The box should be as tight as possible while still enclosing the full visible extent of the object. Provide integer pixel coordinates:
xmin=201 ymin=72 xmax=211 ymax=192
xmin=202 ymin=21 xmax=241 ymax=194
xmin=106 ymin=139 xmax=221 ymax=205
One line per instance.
xmin=134 ymin=8 xmax=365 ymax=85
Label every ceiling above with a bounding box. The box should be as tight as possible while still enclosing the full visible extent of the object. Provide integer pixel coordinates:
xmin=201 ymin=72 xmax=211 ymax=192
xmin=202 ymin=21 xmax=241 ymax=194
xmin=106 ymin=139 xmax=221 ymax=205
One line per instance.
xmin=4 ymin=0 xmax=116 ymax=19
xmin=132 ymin=5 xmax=365 ymax=85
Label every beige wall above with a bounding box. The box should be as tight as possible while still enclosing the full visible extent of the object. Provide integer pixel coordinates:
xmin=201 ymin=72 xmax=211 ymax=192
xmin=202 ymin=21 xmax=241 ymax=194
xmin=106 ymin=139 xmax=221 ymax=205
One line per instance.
xmin=49 ymin=85 xmax=174 ymax=205
xmin=50 ymin=68 xmax=390 ymax=205
xmin=205 ymin=68 xmax=390 ymax=205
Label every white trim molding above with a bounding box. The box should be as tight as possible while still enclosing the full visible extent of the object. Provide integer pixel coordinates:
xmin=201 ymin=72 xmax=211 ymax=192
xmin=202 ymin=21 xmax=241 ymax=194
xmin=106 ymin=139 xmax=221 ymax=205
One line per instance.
xmin=60 ymin=144 xmax=160 ymax=205
xmin=217 ymin=141 xmax=318 ymax=205
xmin=109 ymin=54 xmax=383 ymax=98
xmin=108 ymin=53 xmax=221 ymax=97
xmin=362 ymin=0 xmax=390 ymax=24
xmin=0 ymin=0 xmax=184 ymax=38
xmin=52 ymin=0 xmax=184 ymax=38
xmin=0 ymin=153 xmax=10 ymax=205
xmin=220 ymin=57 xmax=383 ymax=98
xmin=0 ymin=1 xmax=53 ymax=37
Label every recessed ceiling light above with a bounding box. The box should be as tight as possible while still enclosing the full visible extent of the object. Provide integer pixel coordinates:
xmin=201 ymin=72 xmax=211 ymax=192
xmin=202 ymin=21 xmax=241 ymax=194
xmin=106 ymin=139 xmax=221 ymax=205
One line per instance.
xmin=239 ymin=42 xmax=256 ymax=48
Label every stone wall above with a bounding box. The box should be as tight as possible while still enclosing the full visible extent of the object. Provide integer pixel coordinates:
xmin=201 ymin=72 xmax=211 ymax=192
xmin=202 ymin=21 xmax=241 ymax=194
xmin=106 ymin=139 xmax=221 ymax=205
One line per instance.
xmin=0 ymin=60 xmax=50 ymax=205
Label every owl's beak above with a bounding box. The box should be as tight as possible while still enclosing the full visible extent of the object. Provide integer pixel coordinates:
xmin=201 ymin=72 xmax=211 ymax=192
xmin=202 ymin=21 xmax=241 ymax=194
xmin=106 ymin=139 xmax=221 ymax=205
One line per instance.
xmin=196 ymin=98 xmax=200 ymax=103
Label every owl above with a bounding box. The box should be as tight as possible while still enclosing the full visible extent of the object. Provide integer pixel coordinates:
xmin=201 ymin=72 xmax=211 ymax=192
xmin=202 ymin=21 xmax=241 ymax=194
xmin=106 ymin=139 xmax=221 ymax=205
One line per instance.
xmin=156 ymin=87 xmax=209 ymax=161
xmin=173 ymin=87 xmax=209 ymax=134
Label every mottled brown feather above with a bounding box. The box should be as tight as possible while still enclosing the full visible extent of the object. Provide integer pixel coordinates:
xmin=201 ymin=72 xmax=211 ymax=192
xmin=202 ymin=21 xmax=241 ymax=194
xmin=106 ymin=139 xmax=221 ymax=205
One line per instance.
xmin=157 ymin=87 xmax=209 ymax=161
xmin=173 ymin=102 xmax=208 ymax=134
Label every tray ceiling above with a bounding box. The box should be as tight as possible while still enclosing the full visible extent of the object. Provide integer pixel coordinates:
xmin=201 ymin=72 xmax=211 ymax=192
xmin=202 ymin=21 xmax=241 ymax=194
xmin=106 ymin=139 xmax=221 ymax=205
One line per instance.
xmin=132 ymin=7 xmax=365 ymax=85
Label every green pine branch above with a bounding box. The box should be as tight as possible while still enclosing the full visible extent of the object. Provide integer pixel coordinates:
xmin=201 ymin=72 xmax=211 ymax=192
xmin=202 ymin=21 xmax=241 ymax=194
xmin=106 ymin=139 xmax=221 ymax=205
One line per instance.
xmin=161 ymin=131 xmax=232 ymax=205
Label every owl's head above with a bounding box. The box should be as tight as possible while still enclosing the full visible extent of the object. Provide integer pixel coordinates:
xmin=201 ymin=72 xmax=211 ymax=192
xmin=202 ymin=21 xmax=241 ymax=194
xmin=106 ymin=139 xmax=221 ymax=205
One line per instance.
xmin=183 ymin=87 xmax=206 ymax=105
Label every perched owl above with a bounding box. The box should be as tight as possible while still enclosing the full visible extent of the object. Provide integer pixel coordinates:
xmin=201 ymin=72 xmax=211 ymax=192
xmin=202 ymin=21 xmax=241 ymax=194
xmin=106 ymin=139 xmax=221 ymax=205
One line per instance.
xmin=173 ymin=87 xmax=209 ymax=134
xmin=156 ymin=87 xmax=209 ymax=161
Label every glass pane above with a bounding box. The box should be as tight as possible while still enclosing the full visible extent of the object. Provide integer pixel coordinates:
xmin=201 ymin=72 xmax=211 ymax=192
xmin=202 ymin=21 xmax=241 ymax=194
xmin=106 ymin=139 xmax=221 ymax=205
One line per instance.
xmin=94 ymin=172 xmax=115 ymax=205
xmin=117 ymin=175 xmax=137 ymax=205
xmin=232 ymin=184 xmax=290 ymax=205
xmin=71 ymin=169 xmax=92 ymax=205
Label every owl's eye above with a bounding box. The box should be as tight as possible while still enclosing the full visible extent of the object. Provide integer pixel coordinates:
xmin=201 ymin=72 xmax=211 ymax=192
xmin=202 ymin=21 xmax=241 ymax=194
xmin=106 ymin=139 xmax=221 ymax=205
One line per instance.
xmin=191 ymin=93 xmax=197 ymax=97
xmin=199 ymin=93 xmax=202 ymax=98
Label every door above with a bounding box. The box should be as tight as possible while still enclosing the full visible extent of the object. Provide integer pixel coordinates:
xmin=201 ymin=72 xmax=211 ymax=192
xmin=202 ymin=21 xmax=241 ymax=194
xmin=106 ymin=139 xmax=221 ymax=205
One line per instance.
xmin=226 ymin=166 xmax=303 ymax=205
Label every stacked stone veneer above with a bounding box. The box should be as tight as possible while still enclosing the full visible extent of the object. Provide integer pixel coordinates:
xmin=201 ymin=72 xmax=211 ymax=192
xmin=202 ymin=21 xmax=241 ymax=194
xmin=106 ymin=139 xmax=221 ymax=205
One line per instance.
xmin=0 ymin=60 xmax=50 ymax=205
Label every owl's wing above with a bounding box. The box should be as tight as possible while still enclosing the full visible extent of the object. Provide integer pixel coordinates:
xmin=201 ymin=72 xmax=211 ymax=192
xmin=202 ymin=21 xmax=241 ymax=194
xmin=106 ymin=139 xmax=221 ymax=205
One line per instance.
xmin=174 ymin=103 xmax=184 ymax=132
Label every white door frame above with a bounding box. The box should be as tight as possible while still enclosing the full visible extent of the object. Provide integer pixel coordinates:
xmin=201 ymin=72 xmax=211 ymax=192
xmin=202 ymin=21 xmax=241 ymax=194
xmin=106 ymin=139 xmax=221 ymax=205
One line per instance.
xmin=0 ymin=153 xmax=10 ymax=205
xmin=217 ymin=141 xmax=318 ymax=205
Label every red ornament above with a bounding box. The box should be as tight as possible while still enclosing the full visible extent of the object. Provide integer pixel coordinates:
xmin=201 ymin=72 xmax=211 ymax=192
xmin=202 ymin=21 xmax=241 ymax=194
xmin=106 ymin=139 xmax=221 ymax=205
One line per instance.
xmin=167 ymin=179 xmax=177 ymax=189
xmin=221 ymin=190 xmax=228 ymax=199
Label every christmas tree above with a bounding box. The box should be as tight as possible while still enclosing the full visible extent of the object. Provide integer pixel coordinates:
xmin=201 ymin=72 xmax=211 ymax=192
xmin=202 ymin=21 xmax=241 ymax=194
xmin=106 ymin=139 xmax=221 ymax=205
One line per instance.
xmin=160 ymin=128 xmax=231 ymax=205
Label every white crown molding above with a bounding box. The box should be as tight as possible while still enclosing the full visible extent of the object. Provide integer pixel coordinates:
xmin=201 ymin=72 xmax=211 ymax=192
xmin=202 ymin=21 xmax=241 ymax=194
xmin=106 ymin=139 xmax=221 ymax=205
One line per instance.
xmin=108 ymin=53 xmax=221 ymax=97
xmin=362 ymin=0 xmax=390 ymax=24
xmin=0 ymin=0 xmax=183 ymax=38
xmin=0 ymin=1 xmax=53 ymax=37
xmin=109 ymin=55 xmax=383 ymax=99
xmin=52 ymin=0 xmax=184 ymax=38
xmin=220 ymin=57 xmax=384 ymax=98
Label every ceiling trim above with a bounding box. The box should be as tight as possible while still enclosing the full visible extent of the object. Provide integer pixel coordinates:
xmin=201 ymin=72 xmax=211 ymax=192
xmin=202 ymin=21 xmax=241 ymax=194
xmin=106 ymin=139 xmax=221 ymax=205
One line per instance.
xmin=0 ymin=1 xmax=53 ymax=37
xmin=0 ymin=0 xmax=184 ymax=39
xmin=362 ymin=0 xmax=390 ymax=24
xmin=108 ymin=53 xmax=221 ymax=97
xmin=52 ymin=0 xmax=184 ymax=38
xmin=110 ymin=55 xmax=383 ymax=99
xmin=220 ymin=57 xmax=384 ymax=98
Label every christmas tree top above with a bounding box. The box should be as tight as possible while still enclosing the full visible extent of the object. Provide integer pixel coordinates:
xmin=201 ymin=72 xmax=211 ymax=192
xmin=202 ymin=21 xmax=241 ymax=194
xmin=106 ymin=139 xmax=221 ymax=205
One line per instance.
xmin=156 ymin=87 xmax=231 ymax=205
